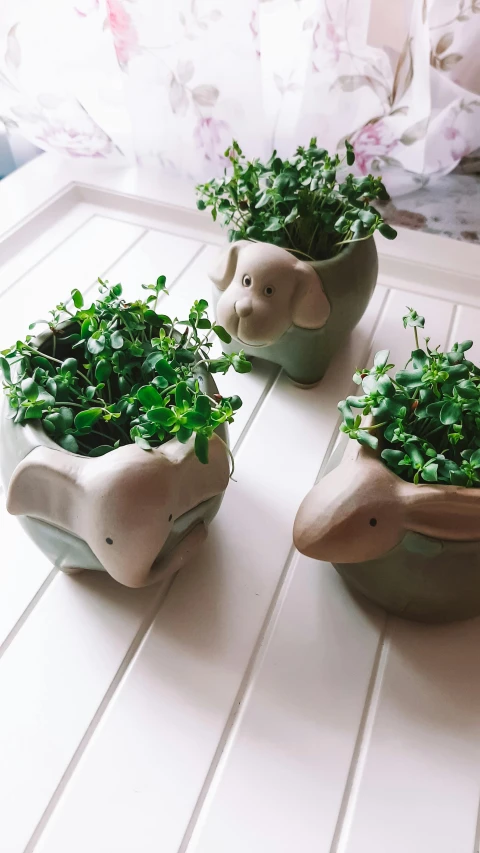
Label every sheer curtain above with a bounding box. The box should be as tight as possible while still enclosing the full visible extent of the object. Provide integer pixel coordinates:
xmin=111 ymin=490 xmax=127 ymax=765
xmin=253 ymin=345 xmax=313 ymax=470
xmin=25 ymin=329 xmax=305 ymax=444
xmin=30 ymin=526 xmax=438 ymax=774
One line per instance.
xmin=0 ymin=0 xmax=479 ymax=194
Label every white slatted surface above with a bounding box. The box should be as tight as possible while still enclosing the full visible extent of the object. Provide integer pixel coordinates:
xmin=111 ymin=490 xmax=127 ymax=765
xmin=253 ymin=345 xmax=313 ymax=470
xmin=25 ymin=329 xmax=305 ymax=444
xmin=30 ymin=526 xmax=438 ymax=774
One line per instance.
xmin=0 ymin=187 xmax=479 ymax=853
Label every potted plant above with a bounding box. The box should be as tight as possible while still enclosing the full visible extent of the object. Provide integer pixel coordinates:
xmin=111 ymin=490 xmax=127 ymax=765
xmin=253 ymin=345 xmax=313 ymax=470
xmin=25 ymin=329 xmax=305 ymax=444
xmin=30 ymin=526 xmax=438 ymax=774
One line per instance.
xmin=196 ymin=139 xmax=397 ymax=386
xmin=0 ymin=276 xmax=251 ymax=588
xmin=294 ymin=308 xmax=480 ymax=623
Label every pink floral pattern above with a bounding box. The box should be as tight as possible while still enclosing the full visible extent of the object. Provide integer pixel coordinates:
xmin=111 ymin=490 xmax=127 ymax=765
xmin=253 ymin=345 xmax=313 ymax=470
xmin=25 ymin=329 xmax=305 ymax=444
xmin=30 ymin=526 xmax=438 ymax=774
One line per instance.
xmin=1 ymin=1 xmax=479 ymax=185
xmin=37 ymin=122 xmax=115 ymax=158
xmin=106 ymin=0 xmax=138 ymax=68
xmin=193 ymin=117 xmax=230 ymax=165
xmin=249 ymin=11 xmax=260 ymax=59
xmin=351 ymin=121 xmax=397 ymax=175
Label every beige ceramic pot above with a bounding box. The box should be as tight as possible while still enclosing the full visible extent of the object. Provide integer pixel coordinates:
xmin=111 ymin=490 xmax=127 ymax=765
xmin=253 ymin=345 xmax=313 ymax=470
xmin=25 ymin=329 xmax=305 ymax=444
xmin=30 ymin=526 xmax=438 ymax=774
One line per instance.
xmin=293 ymin=439 xmax=480 ymax=623
xmin=210 ymin=238 xmax=378 ymax=386
xmin=0 ymin=343 xmax=229 ymax=588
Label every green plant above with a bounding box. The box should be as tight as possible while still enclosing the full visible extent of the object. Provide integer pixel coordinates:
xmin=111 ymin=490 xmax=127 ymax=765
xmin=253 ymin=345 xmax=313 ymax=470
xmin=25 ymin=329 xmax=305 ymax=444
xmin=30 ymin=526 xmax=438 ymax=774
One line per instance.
xmin=0 ymin=277 xmax=252 ymax=465
xmin=196 ymin=138 xmax=397 ymax=261
xmin=338 ymin=308 xmax=480 ymax=487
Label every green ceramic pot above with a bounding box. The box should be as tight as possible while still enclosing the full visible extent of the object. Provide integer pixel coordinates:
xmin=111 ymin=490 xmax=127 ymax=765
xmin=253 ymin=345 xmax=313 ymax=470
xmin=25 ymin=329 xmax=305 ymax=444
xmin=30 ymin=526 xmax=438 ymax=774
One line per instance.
xmin=212 ymin=237 xmax=378 ymax=386
xmin=334 ymin=535 xmax=480 ymax=624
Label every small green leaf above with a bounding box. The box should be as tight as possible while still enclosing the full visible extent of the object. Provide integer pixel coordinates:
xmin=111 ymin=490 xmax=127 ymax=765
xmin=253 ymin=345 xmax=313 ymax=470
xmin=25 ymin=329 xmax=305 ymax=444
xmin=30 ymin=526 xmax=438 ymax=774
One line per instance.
xmin=87 ymin=334 xmax=106 ymax=355
xmin=134 ymin=436 xmax=153 ymax=451
xmin=373 ymin=349 xmax=390 ymax=368
xmin=232 ymin=354 xmax=252 ymax=373
xmin=59 ymin=434 xmax=79 ymax=454
xmin=147 ymin=407 xmax=176 ymax=427
xmin=440 ymin=401 xmax=462 ymax=425
xmin=412 ymin=349 xmax=428 ymax=369
xmin=176 ymin=426 xmax=193 ymax=443
xmin=88 ymin=445 xmax=114 ymax=457
xmin=338 ymin=399 xmax=354 ymax=427
xmin=21 ymin=377 xmax=39 ymax=401
xmin=95 ymin=359 xmax=112 ymax=383
xmin=213 ymin=325 xmax=232 ymax=344
xmin=404 ymin=443 xmax=424 ymax=466
xmin=196 ymin=395 xmax=211 ymax=416
xmin=60 ymin=358 xmax=78 ymax=376
xmin=381 ymin=449 xmax=405 ymax=466
xmin=152 ymin=376 xmax=169 ymax=391
xmin=175 ymin=381 xmax=192 ymax=408
xmin=195 ymin=432 xmax=209 ymax=464
xmin=144 ymin=310 xmax=165 ymax=328
xmin=110 ymin=331 xmax=124 ymax=350
xmin=0 ymin=356 xmax=11 ymax=382
xmin=59 ymin=407 xmax=74 ymax=429
xmin=357 ymin=430 xmax=378 ymax=450
xmin=137 ymin=385 xmax=164 ymax=408
xmin=74 ymin=407 xmax=103 ymax=430
xmin=175 ymin=348 xmax=196 ymax=364
xmin=379 ymin=223 xmax=397 ymax=240
xmin=25 ymin=405 xmax=44 ymax=420
xmin=71 ymin=289 xmax=84 ymax=309
xmin=421 ymin=463 xmax=438 ymax=483
xmin=229 ymin=395 xmax=242 ymax=411
xmin=470 ymin=449 xmax=480 ymax=468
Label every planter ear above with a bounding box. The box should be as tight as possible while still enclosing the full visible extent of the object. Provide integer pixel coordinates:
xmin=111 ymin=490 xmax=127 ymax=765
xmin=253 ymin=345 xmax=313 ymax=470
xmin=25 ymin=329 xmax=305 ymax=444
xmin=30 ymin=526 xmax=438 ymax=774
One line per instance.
xmin=292 ymin=261 xmax=331 ymax=330
xmin=7 ymin=445 xmax=85 ymax=538
xmin=403 ymin=487 xmax=480 ymax=542
xmin=209 ymin=240 xmax=249 ymax=290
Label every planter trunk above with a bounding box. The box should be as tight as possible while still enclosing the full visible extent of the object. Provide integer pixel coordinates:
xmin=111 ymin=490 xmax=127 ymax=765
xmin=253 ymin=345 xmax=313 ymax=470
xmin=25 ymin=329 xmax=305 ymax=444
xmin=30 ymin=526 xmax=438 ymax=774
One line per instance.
xmin=293 ymin=438 xmax=480 ymax=623
xmin=211 ymin=237 xmax=378 ymax=386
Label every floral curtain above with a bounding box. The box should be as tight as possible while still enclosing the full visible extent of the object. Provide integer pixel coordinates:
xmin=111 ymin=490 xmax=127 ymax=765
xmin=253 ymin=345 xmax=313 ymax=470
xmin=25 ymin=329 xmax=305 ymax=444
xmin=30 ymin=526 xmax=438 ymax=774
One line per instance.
xmin=0 ymin=0 xmax=479 ymax=194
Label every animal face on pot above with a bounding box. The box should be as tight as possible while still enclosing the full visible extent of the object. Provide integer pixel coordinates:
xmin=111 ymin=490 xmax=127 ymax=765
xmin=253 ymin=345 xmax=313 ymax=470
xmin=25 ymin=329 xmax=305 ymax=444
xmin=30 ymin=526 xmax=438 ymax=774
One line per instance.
xmin=209 ymin=241 xmax=330 ymax=346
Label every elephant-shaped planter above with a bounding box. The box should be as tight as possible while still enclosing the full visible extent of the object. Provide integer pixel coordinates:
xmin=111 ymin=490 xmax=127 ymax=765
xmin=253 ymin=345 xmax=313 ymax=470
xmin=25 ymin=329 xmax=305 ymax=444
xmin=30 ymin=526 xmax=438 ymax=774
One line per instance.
xmin=293 ymin=439 xmax=480 ymax=623
xmin=209 ymin=238 xmax=378 ymax=386
xmin=0 ymin=370 xmax=230 ymax=589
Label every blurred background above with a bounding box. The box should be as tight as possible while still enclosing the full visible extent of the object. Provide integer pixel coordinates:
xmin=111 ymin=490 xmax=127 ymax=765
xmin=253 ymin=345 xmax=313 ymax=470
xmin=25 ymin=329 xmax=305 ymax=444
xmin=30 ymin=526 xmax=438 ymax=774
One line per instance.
xmin=0 ymin=0 xmax=479 ymax=240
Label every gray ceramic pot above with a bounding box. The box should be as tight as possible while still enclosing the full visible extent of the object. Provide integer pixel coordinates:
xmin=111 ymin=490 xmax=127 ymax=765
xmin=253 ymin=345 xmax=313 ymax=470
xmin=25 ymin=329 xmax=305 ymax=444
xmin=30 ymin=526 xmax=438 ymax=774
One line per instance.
xmin=210 ymin=237 xmax=378 ymax=386
xmin=294 ymin=438 xmax=480 ymax=623
xmin=0 ymin=355 xmax=229 ymax=588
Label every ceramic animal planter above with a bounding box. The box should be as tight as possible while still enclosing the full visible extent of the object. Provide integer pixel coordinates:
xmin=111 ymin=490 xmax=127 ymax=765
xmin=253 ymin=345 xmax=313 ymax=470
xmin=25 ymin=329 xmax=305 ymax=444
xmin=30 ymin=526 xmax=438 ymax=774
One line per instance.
xmin=0 ymin=390 xmax=229 ymax=588
xmin=293 ymin=439 xmax=480 ymax=623
xmin=209 ymin=238 xmax=378 ymax=386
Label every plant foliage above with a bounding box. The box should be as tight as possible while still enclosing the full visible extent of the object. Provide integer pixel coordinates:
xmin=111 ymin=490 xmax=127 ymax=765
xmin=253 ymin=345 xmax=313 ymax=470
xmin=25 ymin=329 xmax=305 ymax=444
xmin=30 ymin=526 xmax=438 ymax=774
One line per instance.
xmin=196 ymin=138 xmax=397 ymax=261
xmin=339 ymin=308 xmax=480 ymax=487
xmin=0 ymin=278 xmax=252 ymax=465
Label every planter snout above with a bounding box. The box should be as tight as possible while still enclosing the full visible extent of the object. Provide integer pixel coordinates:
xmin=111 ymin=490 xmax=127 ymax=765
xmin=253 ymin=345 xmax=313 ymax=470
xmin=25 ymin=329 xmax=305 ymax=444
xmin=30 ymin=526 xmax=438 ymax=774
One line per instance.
xmin=293 ymin=456 xmax=401 ymax=563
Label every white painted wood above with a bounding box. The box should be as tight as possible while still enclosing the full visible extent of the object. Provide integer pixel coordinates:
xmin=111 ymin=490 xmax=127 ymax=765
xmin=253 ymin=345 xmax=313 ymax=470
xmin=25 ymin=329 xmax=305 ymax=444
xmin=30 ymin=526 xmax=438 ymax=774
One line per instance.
xmin=179 ymin=291 xmax=456 ymax=853
xmin=0 ymin=236 xmax=276 ymax=853
xmin=0 ymin=506 xmax=52 ymax=648
xmin=0 ymin=154 xmax=478 ymax=853
xmin=0 ymin=570 xmax=163 ymax=853
xmin=0 ymin=202 xmax=94 ymax=298
xmin=33 ymin=288 xmax=386 ymax=853
xmin=0 ymin=216 xmax=145 ymax=349
xmin=328 ymin=305 xmax=480 ymax=853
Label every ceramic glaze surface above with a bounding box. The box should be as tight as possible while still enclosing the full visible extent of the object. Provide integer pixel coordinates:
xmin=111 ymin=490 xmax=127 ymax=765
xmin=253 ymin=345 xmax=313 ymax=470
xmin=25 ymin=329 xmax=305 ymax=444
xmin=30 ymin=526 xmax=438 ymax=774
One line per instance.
xmin=294 ymin=439 xmax=480 ymax=622
xmin=210 ymin=237 xmax=378 ymax=385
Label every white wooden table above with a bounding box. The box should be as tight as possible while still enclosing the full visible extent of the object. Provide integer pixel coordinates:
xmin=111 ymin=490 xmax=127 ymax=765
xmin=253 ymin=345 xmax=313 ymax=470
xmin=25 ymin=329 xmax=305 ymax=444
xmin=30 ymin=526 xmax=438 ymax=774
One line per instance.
xmin=1 ymin=155 xmax=480 ymax=853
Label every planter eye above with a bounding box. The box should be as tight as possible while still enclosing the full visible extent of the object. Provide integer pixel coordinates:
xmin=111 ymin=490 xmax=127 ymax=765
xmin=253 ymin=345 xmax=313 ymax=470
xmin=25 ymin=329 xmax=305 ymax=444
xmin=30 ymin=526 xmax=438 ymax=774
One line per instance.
xmin=369 ymin=518 xmax=377 ymax=527
xmin=242 ymin=274 xmax=252 ymax=288
xmin=263 ymin=285 xmax=275 ymax=297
